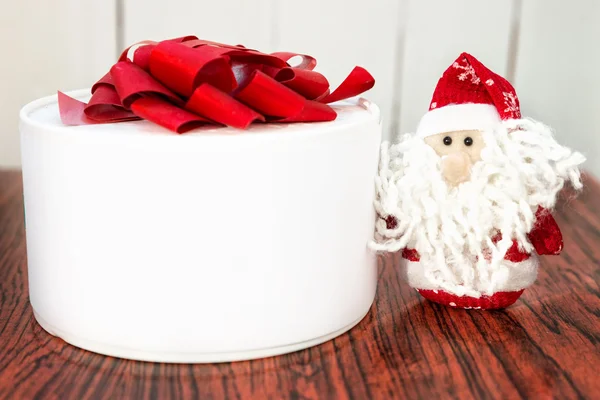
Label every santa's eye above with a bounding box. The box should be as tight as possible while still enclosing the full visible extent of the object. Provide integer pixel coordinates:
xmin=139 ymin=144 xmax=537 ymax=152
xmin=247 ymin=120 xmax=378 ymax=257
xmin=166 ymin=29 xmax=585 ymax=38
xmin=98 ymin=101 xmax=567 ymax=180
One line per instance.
xmin=443 ymin=136 xmax=452 ymax=146
xmin=464 ymin=137 xmax=473 ymax=146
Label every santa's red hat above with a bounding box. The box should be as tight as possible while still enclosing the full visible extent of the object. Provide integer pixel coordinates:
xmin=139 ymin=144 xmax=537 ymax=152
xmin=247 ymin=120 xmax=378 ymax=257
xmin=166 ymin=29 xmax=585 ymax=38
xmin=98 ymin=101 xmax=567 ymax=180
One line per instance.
xmin=416 ymin=53 xmax=521 ymax=138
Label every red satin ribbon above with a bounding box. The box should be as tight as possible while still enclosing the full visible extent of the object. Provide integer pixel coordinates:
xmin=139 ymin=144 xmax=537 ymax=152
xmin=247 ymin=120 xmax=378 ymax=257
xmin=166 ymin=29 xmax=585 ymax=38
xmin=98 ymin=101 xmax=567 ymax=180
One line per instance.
xmin=58 ymin=36 xmax=375 ymax=133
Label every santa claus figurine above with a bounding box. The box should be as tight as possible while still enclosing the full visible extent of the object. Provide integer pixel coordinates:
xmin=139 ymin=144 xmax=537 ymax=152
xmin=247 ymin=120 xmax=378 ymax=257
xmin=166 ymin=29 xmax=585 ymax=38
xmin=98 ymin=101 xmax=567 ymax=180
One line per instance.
xmin=372 ymin=52 xmax=586 ymax=310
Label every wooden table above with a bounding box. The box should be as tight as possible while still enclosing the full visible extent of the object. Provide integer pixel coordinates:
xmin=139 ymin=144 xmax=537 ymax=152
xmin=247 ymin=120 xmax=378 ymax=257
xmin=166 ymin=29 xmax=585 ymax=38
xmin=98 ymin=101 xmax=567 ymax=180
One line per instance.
xmin=0 ymin=170 xmax=598 ymax=399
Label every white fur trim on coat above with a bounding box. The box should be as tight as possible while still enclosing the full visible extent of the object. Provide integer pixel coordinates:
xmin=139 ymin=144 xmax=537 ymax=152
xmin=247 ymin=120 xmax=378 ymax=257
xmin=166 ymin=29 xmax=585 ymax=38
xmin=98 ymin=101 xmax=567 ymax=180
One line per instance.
xmin=416 ymin=103 xmax=501 ymax=138
xmin=402 ymin=255 xmax=539 ymax=296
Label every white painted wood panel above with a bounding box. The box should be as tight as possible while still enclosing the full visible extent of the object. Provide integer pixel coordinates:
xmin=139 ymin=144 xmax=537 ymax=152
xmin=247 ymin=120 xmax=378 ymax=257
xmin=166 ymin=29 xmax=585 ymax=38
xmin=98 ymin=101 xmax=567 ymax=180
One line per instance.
xmin=398 ymin=0 xmax=515 ymax=135
xmin=514 ymin=0 xmax=600 ymax=177
xmin=0 ymin=0 xmax=116 ymax=167
xmin=123 ymin=0 xmax=273 ymax=51
xmin=2 ymin=0 xmax=599 ymax=179
xmin=275 ymin=0 xmax=405 ymax=138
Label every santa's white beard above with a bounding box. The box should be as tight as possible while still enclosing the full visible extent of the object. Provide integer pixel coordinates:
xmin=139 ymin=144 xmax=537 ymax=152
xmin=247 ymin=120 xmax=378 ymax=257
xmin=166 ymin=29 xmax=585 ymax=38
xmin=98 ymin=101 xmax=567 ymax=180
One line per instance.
xmin=371 ymin=118 xmax=585 ymax=296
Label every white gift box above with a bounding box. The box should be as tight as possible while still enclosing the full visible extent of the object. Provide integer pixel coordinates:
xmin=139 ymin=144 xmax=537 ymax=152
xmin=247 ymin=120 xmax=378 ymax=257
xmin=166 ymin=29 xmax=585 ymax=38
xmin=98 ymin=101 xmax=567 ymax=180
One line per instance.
xmin=19 ymin=90 xmax=382 ymax=363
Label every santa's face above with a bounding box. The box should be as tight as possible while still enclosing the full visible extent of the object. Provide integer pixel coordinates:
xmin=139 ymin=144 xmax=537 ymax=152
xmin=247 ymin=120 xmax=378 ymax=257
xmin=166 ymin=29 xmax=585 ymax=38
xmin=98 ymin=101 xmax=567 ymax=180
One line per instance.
xmin=423 ymin=130 xmax=485 ymax=186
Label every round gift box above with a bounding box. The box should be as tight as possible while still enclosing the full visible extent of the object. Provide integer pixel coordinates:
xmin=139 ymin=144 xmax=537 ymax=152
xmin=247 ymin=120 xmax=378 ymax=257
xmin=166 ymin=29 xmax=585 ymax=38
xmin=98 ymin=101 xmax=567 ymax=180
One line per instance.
xmin=19 ymin=90 xmax=382 ymax=363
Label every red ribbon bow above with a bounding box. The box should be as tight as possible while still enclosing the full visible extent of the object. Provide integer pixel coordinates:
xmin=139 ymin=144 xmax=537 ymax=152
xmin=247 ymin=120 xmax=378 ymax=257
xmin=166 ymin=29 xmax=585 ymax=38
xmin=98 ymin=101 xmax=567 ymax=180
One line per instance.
xmin=58 ymin=36 xmax=375 ymax=133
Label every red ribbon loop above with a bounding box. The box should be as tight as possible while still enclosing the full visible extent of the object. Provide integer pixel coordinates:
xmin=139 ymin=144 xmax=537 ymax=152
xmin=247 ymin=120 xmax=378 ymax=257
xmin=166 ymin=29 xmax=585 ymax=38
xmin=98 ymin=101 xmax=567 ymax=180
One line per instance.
xmin=111 ymin=61 xmax=183 ymax=108
xmin=319 ymin=66 xmax=375 ymax=104
xmin=85 ymin=86 xmax=134 ymax=122
xmin=149 ymin=42 xmax=236 ymax=97
xmin=235 ymin=70 xmax=306 ymax=118
xmin=186 ymin=84 xmax=264 ymax=129
xmin=275 ymin=68 xmax=330 ymax=100
xmin=131 ymin=96 xmax=210 ymax=134
xmin=58 ymin=36 xmax=375 ymax=133
xmin=271 ymin=52 xmax=317 ymax=70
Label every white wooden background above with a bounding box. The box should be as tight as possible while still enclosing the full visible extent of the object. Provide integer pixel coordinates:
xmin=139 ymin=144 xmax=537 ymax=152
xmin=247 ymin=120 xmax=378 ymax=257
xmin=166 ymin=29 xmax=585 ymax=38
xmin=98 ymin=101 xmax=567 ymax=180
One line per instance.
xmin=2 ymin=0 xmax=599 ymax=177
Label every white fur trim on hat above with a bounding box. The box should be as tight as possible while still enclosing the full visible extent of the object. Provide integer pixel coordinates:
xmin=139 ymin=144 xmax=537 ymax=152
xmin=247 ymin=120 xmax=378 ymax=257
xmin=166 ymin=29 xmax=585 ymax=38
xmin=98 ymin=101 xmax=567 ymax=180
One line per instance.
xmin=416 ymin=103 xmax=501 ymax=138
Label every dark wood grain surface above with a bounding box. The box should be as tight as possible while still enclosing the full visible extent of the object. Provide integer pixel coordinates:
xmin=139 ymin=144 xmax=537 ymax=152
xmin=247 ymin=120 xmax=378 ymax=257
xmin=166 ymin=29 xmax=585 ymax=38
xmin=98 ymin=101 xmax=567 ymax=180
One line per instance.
xmin=0 ymin=169 xmax=599 ymax=400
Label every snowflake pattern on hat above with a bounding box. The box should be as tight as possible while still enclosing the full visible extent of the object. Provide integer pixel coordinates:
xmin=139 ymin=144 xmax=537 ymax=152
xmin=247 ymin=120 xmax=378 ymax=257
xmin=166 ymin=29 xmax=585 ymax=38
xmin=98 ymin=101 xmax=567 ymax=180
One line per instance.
xmin=428 ymin=52 xmax=521 ymax=120
xmin=452 ymin=60 xmax=480 ymax=85
xmin=503 ymin=92 xmax=520 ymax=115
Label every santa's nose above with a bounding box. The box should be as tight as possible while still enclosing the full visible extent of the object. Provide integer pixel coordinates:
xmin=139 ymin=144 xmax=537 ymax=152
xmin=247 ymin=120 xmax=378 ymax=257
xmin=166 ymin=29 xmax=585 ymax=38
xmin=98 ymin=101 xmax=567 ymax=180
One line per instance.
xmin=441 ymin=152 xmax=472 ymax=186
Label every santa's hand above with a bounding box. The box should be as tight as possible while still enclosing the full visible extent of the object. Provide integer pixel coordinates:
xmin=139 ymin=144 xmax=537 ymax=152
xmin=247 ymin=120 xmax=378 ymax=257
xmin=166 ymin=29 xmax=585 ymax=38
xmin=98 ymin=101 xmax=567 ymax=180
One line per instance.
xmin=528 ymin=207 xmax=563 ymax=255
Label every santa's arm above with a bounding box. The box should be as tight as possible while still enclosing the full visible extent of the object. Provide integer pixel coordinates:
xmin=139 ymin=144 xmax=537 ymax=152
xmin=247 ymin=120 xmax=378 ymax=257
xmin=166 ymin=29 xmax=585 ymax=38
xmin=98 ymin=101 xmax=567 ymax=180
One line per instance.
xmin=528 ymin=207 xmax=563 ymax=255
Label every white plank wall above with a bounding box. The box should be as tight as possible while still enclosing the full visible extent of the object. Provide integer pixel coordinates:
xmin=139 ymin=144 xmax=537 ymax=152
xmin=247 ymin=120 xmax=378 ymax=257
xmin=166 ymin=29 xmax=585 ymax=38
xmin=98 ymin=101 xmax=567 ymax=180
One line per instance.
xmin=0 ymin=0 xmax=116 ymax=166
xmin=2 ymin=0 xmax=599 ymax=177
xmin=123 ymin=0 xmax=273 ymax=51
xmin=275 ymin=0 xmax=404 ymax=137
xmin=514 ymin=0 xmax=600 ymax=178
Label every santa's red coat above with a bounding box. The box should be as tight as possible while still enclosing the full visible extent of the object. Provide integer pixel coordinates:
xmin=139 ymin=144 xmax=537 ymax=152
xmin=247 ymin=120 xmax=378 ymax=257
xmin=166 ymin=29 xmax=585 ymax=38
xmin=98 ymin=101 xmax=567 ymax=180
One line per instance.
xmin=399 ymin=207 xmax=563 ymax=263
